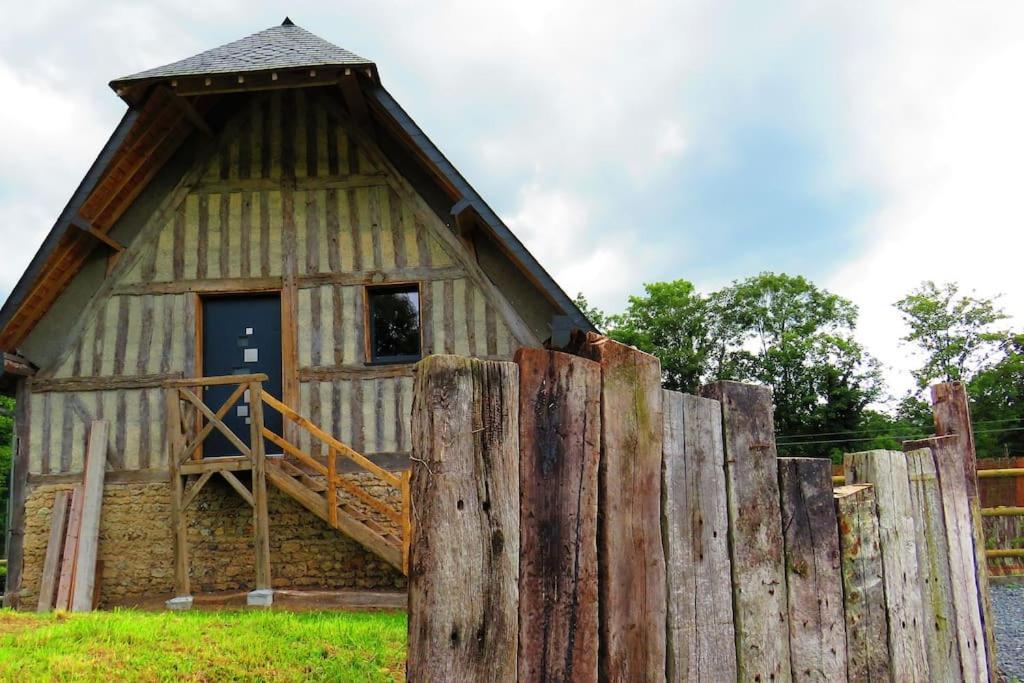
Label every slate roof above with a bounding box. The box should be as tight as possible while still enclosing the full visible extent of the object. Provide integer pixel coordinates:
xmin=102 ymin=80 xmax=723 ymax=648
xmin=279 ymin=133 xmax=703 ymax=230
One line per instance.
xmin=110 ymin=19 xmax=373 ymax=89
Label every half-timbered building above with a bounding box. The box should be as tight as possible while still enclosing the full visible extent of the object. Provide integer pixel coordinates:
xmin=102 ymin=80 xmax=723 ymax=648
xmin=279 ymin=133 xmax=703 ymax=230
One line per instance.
xmin=0 ymin=19 xmax=591 ymax=608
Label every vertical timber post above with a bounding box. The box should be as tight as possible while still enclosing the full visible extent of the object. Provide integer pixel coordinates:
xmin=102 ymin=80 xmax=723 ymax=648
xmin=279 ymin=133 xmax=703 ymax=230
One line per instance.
xmin=578 ymin=334 xmax=666 ymax=682
xmin=777 ymin=457 xmax=847 ymax=681
xmin=906 ymin=435 xmax=989 ymax=681
xmin=515 ymin=348 xmax=600 ymax=682
xmin=902 ymin=446 xmax=964 ymax=680
xmin=845 ymin=450 xmax=930 ymax=682
xmin=165 ymin=388 xmax=192 ymax=610
xmin=2 ymin=378 xmax=31 ymax=609
xmin=248 ymin=381 xmax=273 ymax=607
xmin=834 ymin=484 xmax=890 ymax=681
xmin=408 ymin=356 xmax=520 ymax=681
xmin=699 ymin=381 xmax=791 ymax=681
xmin=662 ymin=390 xmax=736 ymax=682
xmin=931 ymin=381 xmax=997 ymax=681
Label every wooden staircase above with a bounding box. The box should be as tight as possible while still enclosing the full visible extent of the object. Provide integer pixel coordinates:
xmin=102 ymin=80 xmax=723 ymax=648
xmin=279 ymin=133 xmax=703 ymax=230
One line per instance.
xmin=265 ymin=457 xmax=405 ymax=571
xmin=164 ymin=374 xmax=410 ymax=604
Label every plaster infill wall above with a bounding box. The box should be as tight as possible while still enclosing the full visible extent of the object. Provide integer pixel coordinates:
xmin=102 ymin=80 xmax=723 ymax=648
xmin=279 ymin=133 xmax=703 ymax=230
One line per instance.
xmin=20 ymin=475 xmax=406 ymax=608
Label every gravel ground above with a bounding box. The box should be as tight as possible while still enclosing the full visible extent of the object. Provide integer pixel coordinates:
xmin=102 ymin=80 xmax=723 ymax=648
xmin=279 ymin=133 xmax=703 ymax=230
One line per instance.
xmin=992 ymin=582 xmax=1024 ymax=681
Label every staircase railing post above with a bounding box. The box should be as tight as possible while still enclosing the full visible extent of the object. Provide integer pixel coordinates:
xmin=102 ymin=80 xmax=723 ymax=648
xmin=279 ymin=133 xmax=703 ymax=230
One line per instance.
xmin=165 ymin=388 xmax=192 ymax=610
xmin=248 ymin=380 xmax=273 ymax=607
xmin=327 ymin=447 xmax=338 ymax=526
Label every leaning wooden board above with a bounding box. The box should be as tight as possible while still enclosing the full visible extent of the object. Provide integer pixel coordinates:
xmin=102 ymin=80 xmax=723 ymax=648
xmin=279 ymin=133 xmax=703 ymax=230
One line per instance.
xmin=36 ymin=490 xmax=71 ymax=612
xmin=71 ymin=420 xmax=109 ymax=612
xmin=55 ymin=485 xmax=84 ymax=610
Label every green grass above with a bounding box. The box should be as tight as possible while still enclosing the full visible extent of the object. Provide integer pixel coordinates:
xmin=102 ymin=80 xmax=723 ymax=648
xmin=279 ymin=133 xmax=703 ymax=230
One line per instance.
xmin=0 ymin=609 xmax=406 ymax=682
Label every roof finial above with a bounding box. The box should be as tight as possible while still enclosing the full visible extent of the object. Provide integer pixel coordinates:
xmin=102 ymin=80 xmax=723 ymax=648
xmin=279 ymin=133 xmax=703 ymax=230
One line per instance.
xmin=282 ymin=17 xmax=294 ymax=26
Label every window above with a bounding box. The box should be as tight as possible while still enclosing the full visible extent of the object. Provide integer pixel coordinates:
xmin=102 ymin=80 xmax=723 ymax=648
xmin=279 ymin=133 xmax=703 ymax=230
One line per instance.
xmin=367 ymin=284 xmax=421 ymax=363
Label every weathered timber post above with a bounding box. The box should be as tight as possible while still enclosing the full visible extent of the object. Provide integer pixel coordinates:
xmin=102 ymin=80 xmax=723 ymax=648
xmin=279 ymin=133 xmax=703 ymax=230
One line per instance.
xmin=577 ymin=334 xmax=666 ymax=682
xmin=902 ymin=446 xmax=963 ymax=679
xmin=70 ymin=420 xmax=109 ymax=612
xmin=699 ymin=381 xmax=791 ymax=681
xmin=662 ymin=390 xmax=736 ymax=682
xmin=408 ymin=356 xmax=520 ymax=682
xmin=931 ymin=381 xmax=997 ymax=681
xmin=248 ymin=380 xmax=273 ymax=607
xmin=165 ymin=388 xmax=192 ymax=610
xmin=833 ymin=484 xmax=890 ymax=681
xmin=906 ymin=435 xmax=988 ymax=681
xmin=844 ymin=450 xmax=929 ymax=682
xmin=515 ymin=348 xmax=600 ymax=683
xmin=777 ymin=457 xmax=846 ymax=682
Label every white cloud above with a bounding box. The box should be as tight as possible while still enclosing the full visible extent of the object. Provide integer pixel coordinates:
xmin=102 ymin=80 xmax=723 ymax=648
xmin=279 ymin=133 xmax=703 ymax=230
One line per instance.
xmin=826 ymin=2 xmax=1024 ymax=397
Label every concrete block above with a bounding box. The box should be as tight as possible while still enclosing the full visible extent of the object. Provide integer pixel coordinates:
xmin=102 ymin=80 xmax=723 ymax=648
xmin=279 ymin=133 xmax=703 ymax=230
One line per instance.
xmin=166 ymin=596 xmax=193 ymax=611
xmin=247 ymin=589 xmax=274 ymax=607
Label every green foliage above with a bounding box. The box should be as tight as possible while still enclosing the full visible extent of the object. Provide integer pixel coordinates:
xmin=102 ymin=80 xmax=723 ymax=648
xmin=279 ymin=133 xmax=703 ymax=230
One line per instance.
xmin=0 ymin=609 xmax=407 ymax=681
xmin=0 ymin=396 xmax=12 ymax=559
xmin=968 ymin=333 xmax=1024 ymax=457
xmin=573 ymin=292 xmax=609 ymax=332
xmin=896 ymin=281 xmax=1010 ymax=388
xmin=606 ymin=280 xmax=720 ymax=393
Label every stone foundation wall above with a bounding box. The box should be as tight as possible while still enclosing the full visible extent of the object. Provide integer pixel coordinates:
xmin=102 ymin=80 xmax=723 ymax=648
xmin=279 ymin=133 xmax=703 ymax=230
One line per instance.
xmin=19 ymin=473 xmax=406 ymax=608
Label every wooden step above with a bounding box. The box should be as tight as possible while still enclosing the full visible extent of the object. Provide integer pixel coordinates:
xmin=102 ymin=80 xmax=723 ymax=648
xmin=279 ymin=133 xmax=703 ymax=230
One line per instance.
xmin=266 ymin=462 xmax=402 ymax=572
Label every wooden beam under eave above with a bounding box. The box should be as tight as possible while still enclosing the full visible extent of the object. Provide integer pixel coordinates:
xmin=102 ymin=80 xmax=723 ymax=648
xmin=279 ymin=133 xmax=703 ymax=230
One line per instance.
xmin=73 ymin=219 xmax=124 ymax=252
xmin=339 ymin=71 xmax=371 ymax=128
xmin=3 ymin=352 xmax=36 ymax=377
xmin=161 ymin=87 xmax=215 ymax=138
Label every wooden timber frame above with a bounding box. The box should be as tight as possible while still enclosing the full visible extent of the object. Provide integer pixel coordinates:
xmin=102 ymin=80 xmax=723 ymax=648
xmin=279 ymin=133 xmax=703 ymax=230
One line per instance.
xmin=164 ymin=372 xmax=412 ymax=606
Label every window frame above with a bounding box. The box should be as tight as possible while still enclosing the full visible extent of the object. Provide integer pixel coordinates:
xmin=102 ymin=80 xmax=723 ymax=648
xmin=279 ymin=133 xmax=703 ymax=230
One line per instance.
xmin=363 ymin=282 xmax=424 ymax=365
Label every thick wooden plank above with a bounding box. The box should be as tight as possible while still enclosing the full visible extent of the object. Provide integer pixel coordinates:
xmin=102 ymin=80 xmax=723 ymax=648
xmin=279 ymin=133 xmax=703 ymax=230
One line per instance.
xmin=908 ymin=435 xmax=989 ymax=681
xmin=844 ymin=450 xmax=930 ymax=681
xmin=166 ymin=388 xmax=190 ymax=598
xmin=662 ymin=390 xmax=736 ymax=682
xmin=515 ymin=349 xmax=600 ymax=683
xmin=931 ymin=382 xmax=997 ymax=681
xmin=71 ymin=420 xmax=109 ymax=612
xmin=408 ymin=356 xmax=520 ymax=682
xmin=834 ymin=484 xmax=891 ymax=682
xmin=902 ymin=446 xmax=963 ymax=680
xmin=577 ymin=334 xmax=666 ymax=681
xmin=36 ymin=490 xmax=71 ymax=612
xmin=30 ymin=372 xmax=184 ymax=393
xmin=777 ymin=457 xmax=847 ymax=681
xmin=55 ymin=485 xmax=84 ymax=610
xmin=699 ymin=380 xmax=791 ymax=681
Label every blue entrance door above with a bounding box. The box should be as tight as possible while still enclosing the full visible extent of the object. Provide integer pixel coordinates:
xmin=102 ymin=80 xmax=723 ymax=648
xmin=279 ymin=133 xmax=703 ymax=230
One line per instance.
xmin=201 ymin=294 xmax=284 ymax=456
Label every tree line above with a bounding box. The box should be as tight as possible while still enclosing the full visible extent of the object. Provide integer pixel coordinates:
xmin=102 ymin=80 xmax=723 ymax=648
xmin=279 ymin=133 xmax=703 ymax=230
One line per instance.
xmin=576 ymin=275 xmax=1023 ymax=462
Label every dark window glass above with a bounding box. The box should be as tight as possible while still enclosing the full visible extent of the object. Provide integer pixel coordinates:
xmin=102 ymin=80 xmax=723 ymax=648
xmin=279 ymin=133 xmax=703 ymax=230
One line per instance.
xmin=368 ymin=285 xmax=421 ymax=363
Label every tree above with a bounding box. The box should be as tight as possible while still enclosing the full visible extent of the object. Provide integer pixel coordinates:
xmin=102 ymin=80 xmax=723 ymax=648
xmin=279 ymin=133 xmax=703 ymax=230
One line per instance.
xmin=0 ymin=396 xmax=13 ymax=558
xmin=603 ymin=280 xmax=720 ymax=393
xmin=968 ymin=334 xmax=1024 ymax=457
xmin=895 ymin=281 xmax=1010 ymax=389
xmin=712 ymin=273 xmax=885 ymax=459
xmin=573 ymin=292 xmax=609 ymax=332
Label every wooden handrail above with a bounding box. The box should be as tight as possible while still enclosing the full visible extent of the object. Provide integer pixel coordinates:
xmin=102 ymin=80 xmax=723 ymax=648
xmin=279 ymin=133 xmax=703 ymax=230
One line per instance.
xmin=261 ymin=391 xmax=402 ymax=487
xmin=263 ymin=427 xmax=402 ymax=525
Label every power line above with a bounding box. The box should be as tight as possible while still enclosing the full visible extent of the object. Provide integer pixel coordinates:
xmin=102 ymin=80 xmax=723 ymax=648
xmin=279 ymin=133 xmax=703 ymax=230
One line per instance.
xmin=777 ymin=425 xmax=1024 ymax=448
xmin=775 ymin=416 xmax=1022 ymax=441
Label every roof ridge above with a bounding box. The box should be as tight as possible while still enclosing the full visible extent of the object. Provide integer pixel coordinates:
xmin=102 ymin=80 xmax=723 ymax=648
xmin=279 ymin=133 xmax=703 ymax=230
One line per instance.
xmin=111 ymin=21 xmax=372 ymax=88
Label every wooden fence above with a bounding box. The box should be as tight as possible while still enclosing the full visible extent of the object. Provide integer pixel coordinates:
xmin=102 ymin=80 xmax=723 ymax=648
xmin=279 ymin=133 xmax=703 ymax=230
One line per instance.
xmin=405 ymin=338 xmax=996 ymax=682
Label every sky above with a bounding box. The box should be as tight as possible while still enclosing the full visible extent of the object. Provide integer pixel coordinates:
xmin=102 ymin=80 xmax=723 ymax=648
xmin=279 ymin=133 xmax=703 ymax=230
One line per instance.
xmin=1 ymin=1 xmax=1022 ymax=400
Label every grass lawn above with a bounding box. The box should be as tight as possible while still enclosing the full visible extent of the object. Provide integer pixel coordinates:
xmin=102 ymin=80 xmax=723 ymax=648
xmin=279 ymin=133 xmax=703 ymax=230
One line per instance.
xmin=0 ymin=608 xmax=407 ymax=682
